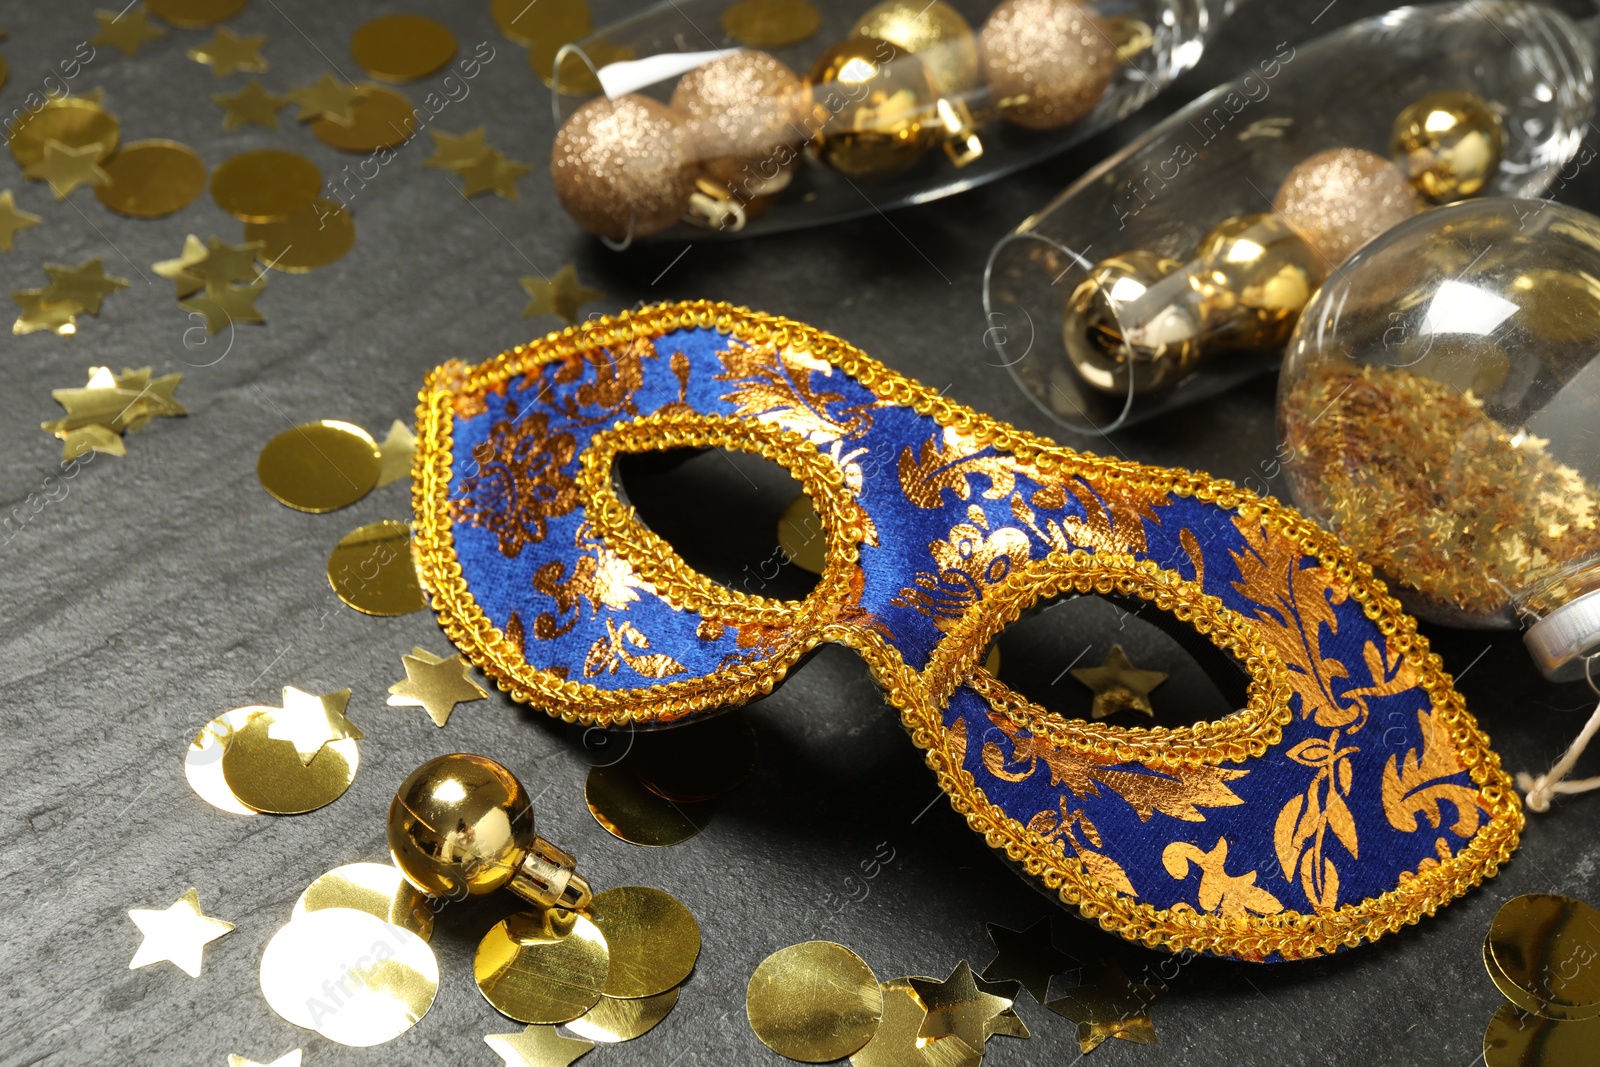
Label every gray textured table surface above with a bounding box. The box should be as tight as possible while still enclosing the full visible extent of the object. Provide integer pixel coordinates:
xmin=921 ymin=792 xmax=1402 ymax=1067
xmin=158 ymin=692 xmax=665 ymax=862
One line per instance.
xmin=3 ymin=1 xmax=1598 ymax=1064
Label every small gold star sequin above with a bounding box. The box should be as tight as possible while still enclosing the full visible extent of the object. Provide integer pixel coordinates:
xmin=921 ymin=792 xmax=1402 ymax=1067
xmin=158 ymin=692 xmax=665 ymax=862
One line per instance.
xmin=293 ymin=861 xmax=434 ymax=941
xmin=375 ymin=418 xmax=415 ymax=487
xmin=258 ymin=418 xmax=382 ymax=511
xmin=425 ymin=126 xmax=488 ymax=170
xmin=229 ymin=1052 xmax=301 ymax=1067
xmin=627 ymin=709 xmax=757 ymax=801
xmin=146 ymin=0 xmax=248 ymax=28
xmin=153 ymin=234 xmax=209 ymax=297
xmin=327 ymin=519 xmax=428 ymax=616
xmin=475 ymin=909 xmax=610 ymax=1024
xmin=521 ymin=264 xmax=602 ymax=324
xmin=1046 ymin=961 xmax=1162 ymax=1053
xmin=981 ymin=917 xmax=1080 ymax=1003
xmin=7 ymin=96 xmax=119 ymax=168
xmin=288 ymin=73 xmax=362 ymax=125
xmin=42 ymin=258 xmax=129 ymax=314
xmin=214 ymin=80 xmax=290 ymax=130
xmin=0 ymin=189 xmax=41 ymax=251
xmin=387 ymin=646 xmax=487 ymax=727
xmin=13 ymin=290 xmax=83 ymax=336
xmin=41 ymin=365 xmax=185 ymax=457
xmin=852 ymin=978 xmax=979 ymax=1067
xmin=187 ymin=235 xmax=265 ymax=288
xmin=1071 ymin=644 xmax=1167 ymax=719
xmin=747 ymin=941 xmax=883 ymax=1062
xmin=585 ymin=761 xmax=712 ymax=847
xmin=456 ymin=147 xmax=531 ymax=199
xmin=722 ymin=0 xmax=822 ymax=47
xmin=311 ymin=84 xmax=417 ymax=152
xmin=188 ymin=27 xmax=267 ymax=77
xmin=485 ymin=1025 xmax=595 ymax=1067
xmin=211 ymin=147 xmax=321 ymax=222
xmin=908 ymin=961 xmax=1013 ymax=1047
xmin=222 ymin=706 xmax=360 ymax=815
xmin=127 ymin=887 xmax=235 ymax=977
xmin=24 ymin=139 xmax=111 ymax=199
xmin=566 ymin=987 xmax=679 ymax=1044
xmin=585 ymin=885 xmax=701 ymax=999
xmin=350 ymin=14 xmax=457 ymax=83
xmin=94 ymin=139 xmax=207 ymax=217
xmin=245 ymin=197 xmax=356 ymax=273
xmin=180 ymin=278 xmax=266 ymax=334
xmin=91 ymin=6 xmax=167 ymax=56
xmin=266 ymin=685 xmax=363 ymax=765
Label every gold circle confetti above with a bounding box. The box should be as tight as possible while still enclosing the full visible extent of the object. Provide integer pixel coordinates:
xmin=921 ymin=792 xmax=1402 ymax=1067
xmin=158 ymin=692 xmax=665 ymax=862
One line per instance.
xmin=567 ymin=987 xmax=680 ymax=1043
xmin=257 ymin=419 xmax=381 ymax=513
xmin=747 ymin=941 xmax=882 ymax=1062
xmin=1486 ymin=895 xmax=1600 ymax=1021
xmin=584 ymin=761 xmax=711 ymax=847
xmin=474 ymin=909 xmax=610 ymax=1024
xmin=94 ymin=139 xmax=206 ymax=218
xmin=313 ymin=85 xmax=418 ymax=152
xmin=8 ymin=97 xmax=120 ymax=168
xmin=294 ymin=862 xmax=434 ymax=942
xmin=586 ymin=885 xmax=700 ymax=1000
xmin=211 ymin=148 xmax=322 ymax=223
xmin=260 ymin=907 xmax=438 ymax=1046
xmin=245 ymin=197 xmax=356 ymax=273
xmin=327 ymin=520 xmax=427 ymax=616
xmin=851 ymin=978 xmax=975 ymax=1067
xmin=146 ymin=0 xmax=249 ymax=28
xmin=492 ymin=0 xmax=590 ymax=47
xmin=351 ymin=14 xmax=457 ymax=82
xmin=778 ymin=494 xmax=825 ymax=575
xmin=221 ymin=712 xmax=360 ymax=814
xmin=722 ymin=0 xmax=821 ymax=47
xmin=185 ymin=706 xmax=270 ymax=816
xmin=627 ymin=711 xmax=758 ymax=802
xmin=1484 ymin=1001 xmax=1600 ymax=1067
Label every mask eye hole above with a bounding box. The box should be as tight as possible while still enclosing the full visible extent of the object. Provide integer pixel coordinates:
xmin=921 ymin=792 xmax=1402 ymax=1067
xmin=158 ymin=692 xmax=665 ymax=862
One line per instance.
xmin=613 ymin=446 xmax=821 ymax=602
xmin=984 ymin=592 xmax=1250 ymax=727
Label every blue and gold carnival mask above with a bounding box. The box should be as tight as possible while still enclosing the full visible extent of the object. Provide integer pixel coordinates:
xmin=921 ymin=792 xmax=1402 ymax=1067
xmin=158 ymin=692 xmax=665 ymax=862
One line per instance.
xmin=412 ymin=302 xmax=1521 ymax=963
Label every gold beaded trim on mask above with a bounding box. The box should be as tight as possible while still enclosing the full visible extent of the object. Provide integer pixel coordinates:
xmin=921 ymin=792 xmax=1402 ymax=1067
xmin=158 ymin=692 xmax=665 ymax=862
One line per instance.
xmin=412 ymin=300 xmax=1523 ymax=959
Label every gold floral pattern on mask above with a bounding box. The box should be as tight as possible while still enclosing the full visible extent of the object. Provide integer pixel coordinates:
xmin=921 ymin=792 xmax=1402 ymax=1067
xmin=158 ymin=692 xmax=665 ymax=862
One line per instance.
xmin=717 ymin=340 xmax=874 ymax=444
xmin=891 ymin=507 xmax=1031 ymax=630
xmin=1275 ymin=728 xmax=1362 ymax=913
xmin=898 ymin=428 xmax=1017 ymax=508
xmin=1162 ymin=837 xmax=1284 ymax=918
xmin=1382 ymin=706 xmax=1487 ymax=837
xmin=454 ymin=400 xmax=579 ymax=558
xmin=583 ymin=618 xmax=687 ymax=679
xmin=540 ymin=335 xmax=661 ymax=425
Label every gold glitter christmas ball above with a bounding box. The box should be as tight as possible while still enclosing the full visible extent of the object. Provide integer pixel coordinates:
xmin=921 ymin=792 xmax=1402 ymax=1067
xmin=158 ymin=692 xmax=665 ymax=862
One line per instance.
xmin=980 ymin=0 xmax=1117 ymax=130
xmin=551 ymin=94 xmax=695 ymax=240
xmin=1063 ymin=250 xmax=1206 ymax=396
xmin=1391 ymin=90 xmax=1504 ymax=203
xmin=1193 ymin=213 xmax=1326 ymax=350
xmin=671 ymin=50 xmax=805 ymax=188
xmin=1273 ymin=148 xmax=1420 ymax=267
xmin=807 ymin=35 xmax=939 ymax=179
xmin=856 ymin=0 xmax=980 ymax=98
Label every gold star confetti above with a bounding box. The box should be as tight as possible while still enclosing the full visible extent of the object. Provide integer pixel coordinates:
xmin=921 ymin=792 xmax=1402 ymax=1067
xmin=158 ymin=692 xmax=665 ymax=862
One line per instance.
xmin=213 ymin=80 xmax=289 ymax=130
xmin=375 ymin=418 xmax=415 ymax=488
xmin=982 ymin=917 xmax=1082 ymax=1003
xmin=188 ymin=27 xmax=268 ymax=77
xmin=188 ymin=236 xmax=265 ymax=288
xmin=908 ymin=960 xmax=1014 ymax=1047
xmin=228 ymin=1053 xmax=301 ymax=1067
xmin=180 ymin=279 xmax=266 ymax=334
xmin=521 ymin=264 xmax=602 ymax=324
xmin=24 ymin=139 xmax=111 ymax=199
xmin=266 ymin=685 xmax=362 ymax=765
xmin=41 ymin=365 xmax=186 ymax=457
xmin=42 ymin=258 xmax=129 ymax=315
xmin=153 ymin=234 xmax=209 ymax=297
xmin=287 ymin=73 xmax=361 ymax=125
xmin=425 ymin=126 xmax=489 ymax=171
xmin=0 ymin=190 xmax=41 ymax=251
xmin=484 ymin=1025 xmax=595 ymax=1067
xmin=127 ymin=887 xmax=234 ymax=978
xmin=387 ymin=647 xmax=487 ymax=728
xmin=90 ymin=7 xmax=167 ymax=56
xmin=1071 ymin=644 xmax=1167 ymax=719
xmin=12 ymin=290 xmax=82 ymax=336
xmin=456 ymin=147 xmax=531 ymax=199
xmin=1046 ymin=961 xmax=1162 ymax=1053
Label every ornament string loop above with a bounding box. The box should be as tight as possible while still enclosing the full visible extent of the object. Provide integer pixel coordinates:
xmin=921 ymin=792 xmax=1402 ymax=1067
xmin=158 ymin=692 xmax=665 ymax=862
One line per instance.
xmin=1517 ymin=653 xmax=1600 ymax=813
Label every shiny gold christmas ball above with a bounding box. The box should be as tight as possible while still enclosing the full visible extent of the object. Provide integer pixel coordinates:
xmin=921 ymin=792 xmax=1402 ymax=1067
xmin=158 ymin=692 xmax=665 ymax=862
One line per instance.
xmin=856 ymin=0 xmax=980 ymax=98
xmin=1063 ymin=250 xmax=1206 ymax=396
xmin=980 ymin=0 xmax=1117 ymax=130
xmin=672 ymin=49 xmax=806 ymax=189
xmin=1193 ymin=213 xmax=1326 ymax=350
xmin=807 ymin=35 xmax=939 ymax=179
xmin=388 ymin=753 xmax=534 ymax=900
xmin=1273 ymin=147 xmax=1420 ymax=268
xmin=551 ymin=94 xmax=695 ymax=240
xmin=1391 ymin=90 xmax=1504 ymax=203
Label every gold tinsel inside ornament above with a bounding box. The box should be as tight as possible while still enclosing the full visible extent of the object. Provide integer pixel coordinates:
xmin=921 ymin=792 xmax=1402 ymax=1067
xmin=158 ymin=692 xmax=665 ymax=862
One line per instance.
xmin=671 ymin=50 xmax=806 ymax=189
xmin=1273 ymin=147 xmax=1420 ymax=268
xmin=980 ymin=0 xmax=1117 ymax=130
xmin=855 ymin=0 xmax=980 ymax=98
xmin=806 ymin=35 xmax=940 ymax=179
xmin=1391 ymin=90 xmax=1504 ymax=203
xmin=552 ymin=94 xmax=695 ymax=241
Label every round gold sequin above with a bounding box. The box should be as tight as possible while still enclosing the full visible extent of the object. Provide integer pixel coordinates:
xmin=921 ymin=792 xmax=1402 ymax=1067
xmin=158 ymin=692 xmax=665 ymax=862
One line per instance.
xmin=94 ymin=140 xmax=206 ymax=218
xmin=980 ymin=0 xmax=1117 ymax=130
xmin=245 ymin=197 xmax=356 ymax=273
xmin=627 ymin=711 xmax=758 ymax=801
xmin=722 ymin=0 xmax=821 ymax=47
xmin=350 ymin=15 xmax=456 ymax=82
xmin=221 ymin=711 xmax=360 ymax=815
xmin=260 ymin=907 xmax=438 ymax=1046
xmin=327 ymin=520 xmax=427 ymax=616
xmin=1273 ymin=147 xmax=1419 ymax=267
xmin=185 ymin=706 xmax=269 ymax=816
xmin=1484 ymin=1001 xmax=1600 ymax=1067
xmin=1485 ymin=894 xmax=1600 ymax=1021
xmin=312 ymin=85 xmax=418 ymax=152
xmin=585 ymin=885 xmax=700 ymax=999
xmin=748 ymin=941 xmax=883 ymax=1062
xmin=567 ymin=987 xmax=680 ymax=1043
xmin=778 ymin=494 xmax=825 ymax=575
xmin=474 ymin=909 xmax=610 ymax=1024
xmin=8 ymin=97 xmax=120 ymax=168
xmin=146 ymin=0 xmax=248 ymax=28
xmin=294 ymin=862 xmax=434 ymax=942
xmin=492 ymin=0 xmax=589 ymax=48
xmin=584 ymin=761 xmax=711 ymax=847
xmin=211 ymin=148 xmax=322 ymax=223
xmin=257 ymin=419 xmax=381 ymax=513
